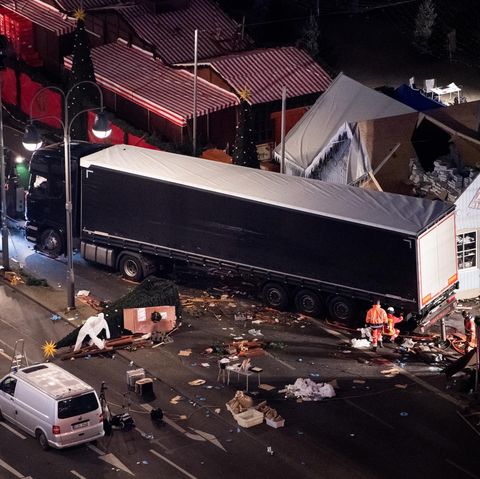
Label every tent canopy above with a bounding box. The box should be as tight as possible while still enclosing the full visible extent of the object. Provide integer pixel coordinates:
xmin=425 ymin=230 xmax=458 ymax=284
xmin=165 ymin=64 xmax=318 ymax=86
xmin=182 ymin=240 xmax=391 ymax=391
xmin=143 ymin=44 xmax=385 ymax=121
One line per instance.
xmin=274 ymin=73 xmax=415 ymax=181
xmin=394 ymin=84 xmax=444 ymax=112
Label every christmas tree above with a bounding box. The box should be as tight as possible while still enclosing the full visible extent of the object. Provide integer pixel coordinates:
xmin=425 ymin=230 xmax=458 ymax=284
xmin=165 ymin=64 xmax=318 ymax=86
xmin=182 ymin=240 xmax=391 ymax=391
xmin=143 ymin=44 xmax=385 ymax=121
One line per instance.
xmin=232 ymin=88 xmax=259 ymax=169
xmin=67 ymin=8 xmax=98 ymax=140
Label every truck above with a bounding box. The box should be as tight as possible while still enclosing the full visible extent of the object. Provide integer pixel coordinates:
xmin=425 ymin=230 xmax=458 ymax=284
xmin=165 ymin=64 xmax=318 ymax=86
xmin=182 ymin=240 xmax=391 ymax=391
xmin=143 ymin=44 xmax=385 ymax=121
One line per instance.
xmin=25 ymin=142 xmax=458 ymax=328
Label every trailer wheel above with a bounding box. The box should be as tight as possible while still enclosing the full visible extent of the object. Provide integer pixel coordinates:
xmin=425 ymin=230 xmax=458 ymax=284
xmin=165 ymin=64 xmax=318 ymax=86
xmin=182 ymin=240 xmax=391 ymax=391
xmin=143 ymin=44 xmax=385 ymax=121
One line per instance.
xmin=262 ymin=282 xmax=289 ymax=310
xmin=119 ymin=255 xmax=144 ymax=282
xmin=36 ymin=430 xmax=49 ymax=451
xmin=38 ymin=228 xmax=63 ymax=257
xmin=328 ymin=296 xmax=356 ymax=323
xmin=294 ymin=289 xmax=323 ymax=316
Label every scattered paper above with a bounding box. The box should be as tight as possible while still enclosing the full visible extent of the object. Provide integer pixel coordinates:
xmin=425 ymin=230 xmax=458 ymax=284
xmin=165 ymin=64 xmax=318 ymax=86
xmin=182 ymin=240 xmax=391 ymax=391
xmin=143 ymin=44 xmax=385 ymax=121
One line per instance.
xmin=189 ymin=379 xmax=206 ymax=386
xmin=381 ymin=368 xmax=400 ymax=376
xmin=353 ymin=379 xmax=366 ymax=384
xmin=178 ymin=349 xmax=192 ymax=357
xmin=170 ymin=395 xmax=183 ymax=404
xmin=201 ymin=363 xmax=210 ymax=368
xmin=394 ymin=384 xmax=408 ymax=389
xmin=76 ymin=290 xmax=90 ymax=297
xmin=351 ymin=338 xmax=371 ymax=349
xmin=215 ymin=408 xmax=221 ymax=414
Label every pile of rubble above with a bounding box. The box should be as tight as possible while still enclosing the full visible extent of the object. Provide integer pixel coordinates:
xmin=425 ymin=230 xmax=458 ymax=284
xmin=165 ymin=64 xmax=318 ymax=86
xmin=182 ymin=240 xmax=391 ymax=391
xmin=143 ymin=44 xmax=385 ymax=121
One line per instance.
xmin=409 ymin=158 xmax=478 ymax=202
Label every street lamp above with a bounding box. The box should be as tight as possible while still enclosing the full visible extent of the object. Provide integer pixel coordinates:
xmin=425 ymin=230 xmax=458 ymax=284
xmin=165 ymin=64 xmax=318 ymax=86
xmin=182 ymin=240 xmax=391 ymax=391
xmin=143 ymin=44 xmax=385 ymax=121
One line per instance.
xmin=22 ymin=81 xmax=111 ymax=310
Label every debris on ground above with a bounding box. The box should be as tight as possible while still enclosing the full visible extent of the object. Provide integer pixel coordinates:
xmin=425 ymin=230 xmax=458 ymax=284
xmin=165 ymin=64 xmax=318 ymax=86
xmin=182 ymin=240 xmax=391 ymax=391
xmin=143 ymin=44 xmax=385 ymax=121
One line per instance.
xmin=226 ymin=390 xmax=254 ymax=415
xmin=351 ymin=338 xmax=371 ymax=349
xmin=284 ymin=378 xmax=336 ymax=401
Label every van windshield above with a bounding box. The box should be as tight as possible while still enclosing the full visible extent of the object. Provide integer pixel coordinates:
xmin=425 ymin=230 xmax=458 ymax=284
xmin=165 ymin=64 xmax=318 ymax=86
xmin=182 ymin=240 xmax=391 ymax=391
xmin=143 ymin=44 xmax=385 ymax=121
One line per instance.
xmin=57 ymin=392 xmax=99 ymax=419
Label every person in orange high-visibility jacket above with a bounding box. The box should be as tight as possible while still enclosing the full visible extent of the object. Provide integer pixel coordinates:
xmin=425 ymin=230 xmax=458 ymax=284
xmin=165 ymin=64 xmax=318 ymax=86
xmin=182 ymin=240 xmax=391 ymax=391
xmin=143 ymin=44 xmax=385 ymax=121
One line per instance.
xmin=365 ymin=300 xmax=387 ymax=351
xmin=462 ymin=311 xmax=476 ymax=352
xmin=383 ymin=307 xmax=403 ymax=342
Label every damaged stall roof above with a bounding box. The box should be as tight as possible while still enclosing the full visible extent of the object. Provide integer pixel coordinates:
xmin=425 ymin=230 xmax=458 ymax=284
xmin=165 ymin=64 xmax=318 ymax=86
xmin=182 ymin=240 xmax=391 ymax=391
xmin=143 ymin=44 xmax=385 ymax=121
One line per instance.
xmin=81 ymin=144 xmax=453 ymax=236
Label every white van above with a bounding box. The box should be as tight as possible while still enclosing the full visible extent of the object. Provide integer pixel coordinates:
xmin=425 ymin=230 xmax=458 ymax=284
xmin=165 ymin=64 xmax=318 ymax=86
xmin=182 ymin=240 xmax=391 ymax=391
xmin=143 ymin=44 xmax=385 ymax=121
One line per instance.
xmin=0 ymin=362 xmax=104 ymax=449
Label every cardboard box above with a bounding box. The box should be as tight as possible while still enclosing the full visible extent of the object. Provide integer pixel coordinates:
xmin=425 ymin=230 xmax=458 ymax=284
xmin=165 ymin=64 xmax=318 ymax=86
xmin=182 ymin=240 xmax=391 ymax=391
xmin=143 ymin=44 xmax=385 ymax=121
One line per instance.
xmin=123 ymin=306 xmax=176 ymax=334
xmin=235 ymin=408 xmax=264 ymax=428
xmin=266 ymin=417 xmax=285 ymax=428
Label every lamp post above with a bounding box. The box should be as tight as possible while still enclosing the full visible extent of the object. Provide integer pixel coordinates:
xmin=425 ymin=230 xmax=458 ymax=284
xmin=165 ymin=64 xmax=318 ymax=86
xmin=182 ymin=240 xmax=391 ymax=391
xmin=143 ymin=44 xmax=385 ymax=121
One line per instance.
xmin=22 ymin=81 xmax=111 ymax=310
xmin=0 ymin=35 xmax=8 ymax=270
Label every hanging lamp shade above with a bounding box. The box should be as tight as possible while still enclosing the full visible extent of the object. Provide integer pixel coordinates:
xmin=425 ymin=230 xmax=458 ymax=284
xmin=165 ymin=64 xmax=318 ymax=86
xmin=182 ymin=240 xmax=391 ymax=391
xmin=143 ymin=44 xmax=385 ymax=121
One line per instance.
xmin=92 ymin=111 xmax=111 ymax=139
xmin=22 ymin=123 xmax=43 ymax=152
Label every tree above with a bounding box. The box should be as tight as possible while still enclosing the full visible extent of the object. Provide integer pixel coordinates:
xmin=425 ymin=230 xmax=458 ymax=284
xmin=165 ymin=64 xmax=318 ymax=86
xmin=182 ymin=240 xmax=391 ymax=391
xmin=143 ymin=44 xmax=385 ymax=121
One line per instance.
xmin=232 ymin=90 xmax=259 ymax=169
xmin=67 ymin=8 xmax=98 ymax=141
xmin=414 ymin=0 xmax=437 ymax=54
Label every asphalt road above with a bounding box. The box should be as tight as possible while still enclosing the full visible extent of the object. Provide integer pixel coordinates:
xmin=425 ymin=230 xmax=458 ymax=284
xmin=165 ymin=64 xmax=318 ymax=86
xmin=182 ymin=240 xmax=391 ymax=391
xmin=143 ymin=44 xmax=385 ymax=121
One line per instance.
xmin=1 ymin=236 xmax=480 ymax=479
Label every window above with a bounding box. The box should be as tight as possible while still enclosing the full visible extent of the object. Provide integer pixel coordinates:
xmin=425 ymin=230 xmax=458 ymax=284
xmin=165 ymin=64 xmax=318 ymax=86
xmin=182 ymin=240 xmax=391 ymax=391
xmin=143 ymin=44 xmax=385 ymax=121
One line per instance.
xmin=457 ymin=231 xmax=477 ymax=270
xmin=0 ymin=377 xmax=17 ymax=396
xmin=57 ymin=392 xmax=99 ymax=419
xmin=30 ymin=174 xmax=48 ymax=197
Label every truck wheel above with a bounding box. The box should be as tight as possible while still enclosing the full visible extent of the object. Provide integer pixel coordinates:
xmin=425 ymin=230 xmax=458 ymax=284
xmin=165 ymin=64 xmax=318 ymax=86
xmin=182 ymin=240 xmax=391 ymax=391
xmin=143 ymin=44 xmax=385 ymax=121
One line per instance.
xmin=119 ymin=255 xmax=144 ymax=282
xmin=36 ymin=430 xmax=49 ymax=451
xmin=328 ymin=296 xmax=356 ymax=323
xmin=39 ymin=228 xmax=63 ymax=257
xmin=294 ymin=289 xmax=323 ymax=316
xmin=262 ymin=282 xmax=289 ymax=310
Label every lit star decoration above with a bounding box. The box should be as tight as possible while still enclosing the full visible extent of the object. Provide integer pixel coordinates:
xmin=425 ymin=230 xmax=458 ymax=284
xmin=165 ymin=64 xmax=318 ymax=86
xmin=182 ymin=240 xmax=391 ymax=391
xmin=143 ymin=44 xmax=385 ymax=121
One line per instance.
xmin=42 ymin=340 xmax=57 ymax=359
xmin=73 ymin=8 xmax=86 ymax=22
xmin=238 ymin=87 xmax=252 ymax=102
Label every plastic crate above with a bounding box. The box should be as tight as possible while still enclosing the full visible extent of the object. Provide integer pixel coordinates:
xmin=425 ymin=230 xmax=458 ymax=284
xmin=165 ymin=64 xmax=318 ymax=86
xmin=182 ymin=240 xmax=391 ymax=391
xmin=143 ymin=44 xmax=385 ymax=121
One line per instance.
xmin=266 ymin=417 xmax=285 ymax=428
xmin=235 ymin=408 xmax=264 ymax=428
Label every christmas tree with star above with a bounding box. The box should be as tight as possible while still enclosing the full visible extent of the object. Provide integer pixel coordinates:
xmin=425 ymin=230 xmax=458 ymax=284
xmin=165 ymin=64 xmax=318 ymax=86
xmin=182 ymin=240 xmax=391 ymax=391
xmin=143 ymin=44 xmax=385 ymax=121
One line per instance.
xmin=232 ymin=88 xmax=259 ymax=169
xmin=67 ymin=8 xmax=98 ymax=140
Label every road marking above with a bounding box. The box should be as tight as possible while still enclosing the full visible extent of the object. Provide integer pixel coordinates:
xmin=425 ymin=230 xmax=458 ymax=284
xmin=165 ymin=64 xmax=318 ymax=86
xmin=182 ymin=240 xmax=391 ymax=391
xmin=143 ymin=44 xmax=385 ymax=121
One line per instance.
xmin=264 ymin=351 xmax=296 ymax=370
xmin=87 ymin=443 xmax=105 ymax=455
xmin=0 ymin=457 xmax=27 ymax=478
xmin=0 ymin=338 xmax=13 ymax=360
xmin=456 ymin=411 xmax=480 ymax=437
xmin=99 ymin=453 xmax=134 ymax=476
xmin=446 ymin=459 xmax=480 ymax=479
xmin=189 ymin=428 xmax=226 ymax=451
xmin=150 ymin=449 xmax=198 ymax=479
xmin=345 ymin=399 xmax=395 ymax=430
xmin=71 ymin=471 xmax=87 ymax=479
xmin=0 ymin=421 xmax=27 ymax=439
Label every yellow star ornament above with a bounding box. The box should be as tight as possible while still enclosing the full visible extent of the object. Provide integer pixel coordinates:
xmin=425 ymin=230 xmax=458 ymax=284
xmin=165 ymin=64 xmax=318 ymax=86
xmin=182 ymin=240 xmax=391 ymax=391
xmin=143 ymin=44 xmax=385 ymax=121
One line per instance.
xmin=73 ymin=8 xmax=86 ymax=22
xmin=238 ymin=87 xmax=252 ymax=102
xmin=42 ymin=340 xmax=57 ymax=359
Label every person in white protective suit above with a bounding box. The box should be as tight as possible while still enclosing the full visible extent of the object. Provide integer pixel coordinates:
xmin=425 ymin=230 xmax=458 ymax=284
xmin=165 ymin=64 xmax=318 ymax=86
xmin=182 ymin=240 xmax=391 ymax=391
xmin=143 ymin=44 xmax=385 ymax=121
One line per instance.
xmin=74 ymin=313 xmax=111 ymax=352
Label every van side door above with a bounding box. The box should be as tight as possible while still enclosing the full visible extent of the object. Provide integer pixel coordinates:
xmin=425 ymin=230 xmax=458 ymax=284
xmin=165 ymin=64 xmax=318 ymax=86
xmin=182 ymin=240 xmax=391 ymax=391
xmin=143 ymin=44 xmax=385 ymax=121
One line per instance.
xmin=0 ymin=376 xmax=18 ymax=423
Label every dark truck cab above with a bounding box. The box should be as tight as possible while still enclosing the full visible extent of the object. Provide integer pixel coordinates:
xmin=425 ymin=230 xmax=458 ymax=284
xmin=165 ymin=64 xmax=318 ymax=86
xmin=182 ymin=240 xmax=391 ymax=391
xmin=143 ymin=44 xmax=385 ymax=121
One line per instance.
xmin=25 ymin=143 xmax=458 ymax=327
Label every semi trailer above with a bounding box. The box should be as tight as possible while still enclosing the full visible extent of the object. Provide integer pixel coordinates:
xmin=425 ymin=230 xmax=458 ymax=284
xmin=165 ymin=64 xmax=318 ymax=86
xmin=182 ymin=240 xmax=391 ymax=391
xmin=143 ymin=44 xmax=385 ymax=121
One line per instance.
xmin=25 ymin=143 xmax=458 ymax=327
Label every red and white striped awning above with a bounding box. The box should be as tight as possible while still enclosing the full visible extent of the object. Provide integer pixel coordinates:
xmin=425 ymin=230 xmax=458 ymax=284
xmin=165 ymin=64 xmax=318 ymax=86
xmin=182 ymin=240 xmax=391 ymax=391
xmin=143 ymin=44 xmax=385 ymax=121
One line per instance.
xmin=0 ymin=0 xmax=74 ymax=35
xmin=64 ymin=40 xmax=239 ymax=127
xmin=194 ymin=47 xmax=332 ymax=105
xmin=118 ymin=0 xmax=249 ymax=65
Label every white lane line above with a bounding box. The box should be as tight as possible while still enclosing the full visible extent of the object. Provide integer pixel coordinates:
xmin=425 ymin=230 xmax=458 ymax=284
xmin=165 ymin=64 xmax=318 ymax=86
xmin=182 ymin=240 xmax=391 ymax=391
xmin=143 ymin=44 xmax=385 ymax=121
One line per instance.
xmin=150 ymin=449 xmax=198 ymax=479
xmin=0 ymin=457 xmax=26 ymax=478
xmin=0 ymin=421 xmax=27 ymax=439
xmin=71 ymin=471 xmax=87 ymax=479
xmin=456 ymin=411 xmax=480 ymax=437
xmin=264 ymin=351 xmax=296 ymax=370
xmin=345 ymin=399 xmax=395 ymax=430
xmin=446 ymin=459 xmax=480 ymax=479
xmin=87 ymin=443 xmax=105 ymax=456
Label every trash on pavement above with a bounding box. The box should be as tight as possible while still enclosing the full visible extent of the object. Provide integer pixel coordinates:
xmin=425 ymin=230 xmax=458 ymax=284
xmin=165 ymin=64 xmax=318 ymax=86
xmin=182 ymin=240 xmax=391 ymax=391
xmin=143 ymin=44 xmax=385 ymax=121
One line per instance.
xmin=351 ymin=338 xmax=371 ymax=349
xmin=178 ymin=349 xmax=192 ymax=356
xmin=226 ymin=391 xmax=254 ymax=415
xmin=76 ymin=290 xmax=90 ymax=297
xmin=258 ymin=384 xmax=276 ymax=391
xmin=189 ymin=379 xmax=206 ymax=386
xmin=284 ymin=378 xmax=336 ymax=401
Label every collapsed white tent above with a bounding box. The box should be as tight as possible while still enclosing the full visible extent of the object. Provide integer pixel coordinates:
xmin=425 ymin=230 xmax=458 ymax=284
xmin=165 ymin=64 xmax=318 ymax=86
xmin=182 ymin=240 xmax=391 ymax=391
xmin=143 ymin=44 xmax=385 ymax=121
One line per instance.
xmin=274 ymin=73 xmax=415 ymax=183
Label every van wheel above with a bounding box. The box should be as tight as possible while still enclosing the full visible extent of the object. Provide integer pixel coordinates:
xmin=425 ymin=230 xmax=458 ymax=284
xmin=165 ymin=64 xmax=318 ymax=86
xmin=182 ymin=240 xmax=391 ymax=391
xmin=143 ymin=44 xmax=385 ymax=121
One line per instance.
xmin=328 ymin=296 xmax=356 ymax=324
xmin=119 ymin=255 xmax=144 ymax=282
xmin=294 ymin=289 xmax=323 ymax=317
xmin=262 ymin=282 xmax=290 ymax=310
xmin=36 ymin=430 xmax=49 ymax=451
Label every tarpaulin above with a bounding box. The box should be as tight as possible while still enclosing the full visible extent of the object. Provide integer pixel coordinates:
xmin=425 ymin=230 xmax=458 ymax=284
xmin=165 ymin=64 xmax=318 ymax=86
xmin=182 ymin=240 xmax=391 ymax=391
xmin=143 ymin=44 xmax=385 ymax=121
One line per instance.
xmin=20 ymin=73 xmax=61 ymax=128
xmin=1 ymin=67 xmax=16 ymax=105
xmin=128 ymin=133 xmax=160 ymax=150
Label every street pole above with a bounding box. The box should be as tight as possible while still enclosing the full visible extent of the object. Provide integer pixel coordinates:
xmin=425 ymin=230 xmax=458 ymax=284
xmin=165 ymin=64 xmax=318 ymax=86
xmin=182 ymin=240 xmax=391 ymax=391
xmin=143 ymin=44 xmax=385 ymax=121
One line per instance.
xmin=475 ymin=316 xmax=480 ymax=392
xmin=63 ymin=122 xmax=75 ymax=310
xmin=280 ymin=86 xmax=286 ymax=174
xmin=192 ymin=29 xmax=198 ymax=156
xmin=0 ymin=74 xmax=9 ymax=270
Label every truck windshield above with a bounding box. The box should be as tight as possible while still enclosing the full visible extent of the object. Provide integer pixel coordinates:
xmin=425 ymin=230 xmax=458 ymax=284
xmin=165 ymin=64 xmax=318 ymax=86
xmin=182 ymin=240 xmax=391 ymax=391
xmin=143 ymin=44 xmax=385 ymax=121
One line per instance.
xmin=57 ymin=392 xmax=99 ymax=419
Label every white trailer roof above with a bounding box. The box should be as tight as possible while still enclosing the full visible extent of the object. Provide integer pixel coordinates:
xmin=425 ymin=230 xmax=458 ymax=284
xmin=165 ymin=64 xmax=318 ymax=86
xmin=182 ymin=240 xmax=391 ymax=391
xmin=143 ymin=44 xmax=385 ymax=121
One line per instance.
xmin=81 ymin=144 xmax=453 ymax=236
